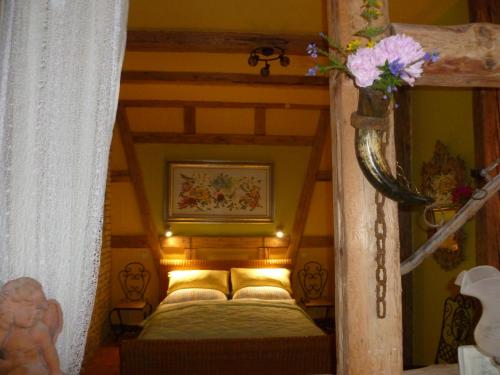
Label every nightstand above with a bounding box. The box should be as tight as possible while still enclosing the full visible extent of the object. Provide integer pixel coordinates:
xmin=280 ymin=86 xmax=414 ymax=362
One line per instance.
xmin=109 ymin=300 xmax=152 ymax=336
xmin=109 ymin=262 xmax=153 ymax=336
xmin=303 ymin=297 xmax=335 ymax=334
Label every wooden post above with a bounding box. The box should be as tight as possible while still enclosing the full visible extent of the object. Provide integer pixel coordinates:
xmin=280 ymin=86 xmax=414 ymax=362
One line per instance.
xmin=327 ymin=1 xmax=403 ymax=374
xmin=469 ymin=0 xmax=500 ymax=268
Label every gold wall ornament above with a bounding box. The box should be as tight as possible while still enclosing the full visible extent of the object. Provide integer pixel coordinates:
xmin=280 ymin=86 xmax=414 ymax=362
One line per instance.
xmin=426 ymin=205 xmax=466 ymax=270
xmin=421 ymin=141 xmax=470 ymax=270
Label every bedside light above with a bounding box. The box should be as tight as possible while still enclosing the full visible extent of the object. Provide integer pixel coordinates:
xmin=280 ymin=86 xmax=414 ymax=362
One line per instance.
xmin=275 ymin=228 xmax=285 ymax=238
xmin=165 ymin=226 xmax=173 ymax=238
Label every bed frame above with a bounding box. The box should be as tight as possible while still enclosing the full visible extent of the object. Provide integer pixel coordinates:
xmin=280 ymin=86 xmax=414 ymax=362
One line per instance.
xmin=120 ymin=258 xmax=335 ymax=374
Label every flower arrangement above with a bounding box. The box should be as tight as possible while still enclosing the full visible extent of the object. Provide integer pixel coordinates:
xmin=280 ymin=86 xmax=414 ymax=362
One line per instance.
xmin=306 ymin=0 xmax=439 ymax=101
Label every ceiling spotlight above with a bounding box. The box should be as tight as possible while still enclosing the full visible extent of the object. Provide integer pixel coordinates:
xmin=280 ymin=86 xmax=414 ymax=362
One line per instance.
xmin=275 ymin=228 xmax=285 ymax=238
xmin=248 ymin=46 xmax=290 ymax=77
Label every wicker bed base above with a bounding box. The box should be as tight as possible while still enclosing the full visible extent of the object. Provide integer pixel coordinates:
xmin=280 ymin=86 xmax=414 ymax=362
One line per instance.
xmin=120 ymin=335 xmax=335 ymax=375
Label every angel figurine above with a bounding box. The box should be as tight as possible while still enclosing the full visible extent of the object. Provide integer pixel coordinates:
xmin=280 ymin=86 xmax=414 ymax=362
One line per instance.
xmin=0 ymin=277 xmax=63 ymax=375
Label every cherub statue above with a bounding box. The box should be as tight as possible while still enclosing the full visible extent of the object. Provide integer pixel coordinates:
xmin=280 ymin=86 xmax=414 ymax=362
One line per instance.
xmin=0 ymin=277 xmax=63 ymax=375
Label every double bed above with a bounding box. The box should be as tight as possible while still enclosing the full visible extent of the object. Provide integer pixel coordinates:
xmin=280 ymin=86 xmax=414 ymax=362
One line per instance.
xmin=120 ymin=259 xmax=335 ymax=374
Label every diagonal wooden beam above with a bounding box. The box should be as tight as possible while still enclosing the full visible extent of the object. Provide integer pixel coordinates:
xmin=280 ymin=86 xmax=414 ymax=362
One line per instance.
xmin=121 ymin=71 xmax=328 ymax=88
xmin=286 ymin=110 xmax=329 ymax=262
xmin=126 ymin=30 xmax=326 ymax=55
xmin=116 ymin=106 xmax=163 ymax=274
xmin=391 ymin=23 xmax=500 ymax=88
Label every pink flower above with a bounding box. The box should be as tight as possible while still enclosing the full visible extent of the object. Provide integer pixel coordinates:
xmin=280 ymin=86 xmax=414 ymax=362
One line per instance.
xmin=374 ymin=34 xmax=425 ymax=85
xmin=346 ymin=47 xmax=384 ymax=87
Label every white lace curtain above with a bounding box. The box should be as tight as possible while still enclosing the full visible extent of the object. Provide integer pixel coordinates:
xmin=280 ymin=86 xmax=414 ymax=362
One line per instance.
xmin=0 ymin=1 xmax=128 ymax=373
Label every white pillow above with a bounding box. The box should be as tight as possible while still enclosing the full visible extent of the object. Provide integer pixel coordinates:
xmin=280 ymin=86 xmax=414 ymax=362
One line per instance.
xmin=232 ymin=286 xmax=293 ymax=301
xmin=163 ymin=288 xmax=227 ymax=304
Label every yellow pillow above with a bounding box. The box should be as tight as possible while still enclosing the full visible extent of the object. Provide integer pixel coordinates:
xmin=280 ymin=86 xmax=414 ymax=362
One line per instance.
xmin=168 ymin=270 xmax=229 ymax=295
xmin=231 ymin=268 xmax=292 ymax=294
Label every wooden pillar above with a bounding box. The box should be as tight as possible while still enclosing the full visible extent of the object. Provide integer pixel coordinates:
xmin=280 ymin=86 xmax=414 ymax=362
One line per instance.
xmin=469 ymin=0 xmax=500 ymax=268
xmin=327 ymin=1 xmax=403 ymax=374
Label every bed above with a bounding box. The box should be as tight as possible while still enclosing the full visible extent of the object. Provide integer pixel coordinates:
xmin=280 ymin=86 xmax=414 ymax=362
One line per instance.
xmin=120 ymin=258 xmax=335 ymax=375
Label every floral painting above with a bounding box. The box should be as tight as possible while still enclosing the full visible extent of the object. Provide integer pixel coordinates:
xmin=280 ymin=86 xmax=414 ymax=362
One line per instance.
xmin=165 ymin=162 xmax=273 ymax=222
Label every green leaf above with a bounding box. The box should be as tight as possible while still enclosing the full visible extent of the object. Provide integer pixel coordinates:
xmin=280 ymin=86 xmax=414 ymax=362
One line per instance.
xmin=355 ymin=26 xmax=385 ymax=39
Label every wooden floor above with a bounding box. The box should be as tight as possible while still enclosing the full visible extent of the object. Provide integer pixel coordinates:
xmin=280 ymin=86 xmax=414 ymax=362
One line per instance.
xmin=82 ymin=342 xmax=120 ymax=375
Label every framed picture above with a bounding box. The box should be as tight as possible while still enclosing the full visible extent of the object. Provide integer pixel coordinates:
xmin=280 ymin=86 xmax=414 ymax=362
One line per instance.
xmin=165 ymin=161 xmax=273 ymax=223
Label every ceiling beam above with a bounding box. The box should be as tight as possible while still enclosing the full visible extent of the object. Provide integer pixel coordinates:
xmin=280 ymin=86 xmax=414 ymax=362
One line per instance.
xmin=119 ymin=99 xmax=329 ymax=110
xmin=126 ymin=30 xmax=326 ymax=55
xmin=391 ymin=23 xmax=500 ymax=88
xmin=131 ymin=132 xmax=314 ymax=146
xmin=121 ymin=71 xmax=328 ymax=88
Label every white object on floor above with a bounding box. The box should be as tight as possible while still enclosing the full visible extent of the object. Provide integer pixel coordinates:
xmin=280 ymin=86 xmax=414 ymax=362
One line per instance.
xmin=458 ymin=345 xmax=500 ymax=375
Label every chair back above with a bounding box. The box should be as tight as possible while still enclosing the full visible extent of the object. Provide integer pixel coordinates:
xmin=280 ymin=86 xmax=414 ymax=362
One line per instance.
xmin=435 ymin=293 xmax=481 ymax=364
xmin=298 ymin=261 xmax=328 ymax=301
xmin=119 ymin=262 xmax=151 ymax=301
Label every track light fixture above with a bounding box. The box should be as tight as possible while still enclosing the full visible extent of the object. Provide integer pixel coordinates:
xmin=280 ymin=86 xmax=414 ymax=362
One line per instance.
xmin=248 ymin=46 xmax=290 ymax=76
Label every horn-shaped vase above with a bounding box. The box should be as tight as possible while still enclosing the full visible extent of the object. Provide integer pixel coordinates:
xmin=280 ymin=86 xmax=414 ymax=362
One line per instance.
xmin=352 ymin=87 xmax=433 ymax=205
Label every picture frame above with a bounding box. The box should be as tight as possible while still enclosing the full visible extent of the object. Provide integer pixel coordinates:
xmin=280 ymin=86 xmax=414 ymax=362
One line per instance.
xmin=164 ymin=161 xmax=273 ymax=223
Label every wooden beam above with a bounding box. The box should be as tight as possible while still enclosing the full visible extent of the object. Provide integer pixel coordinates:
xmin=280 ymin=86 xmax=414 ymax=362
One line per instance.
xmin=300 ymin=236 xmax=334 ymax=248
xmin=160 ymin=236 xmax=289 ymax=249
xmin=121 ymin=71 xmax=328 ymax=88
xmin=391 ymin=23 xmax=500 ymax=88
xmin=316 ymin=170 xmax=332 ymax=181
xmin=111 ymin=235 xmax=149 ymax=248
xmin=126 ymin=30 xmax=326 ymax=55
xmin=131 ymin=132 xmax=314 ymax=146
xmin=116 ymin=107 xmax=163 ymax=273
xmin=112 ymin=235 xmax=331 ymax=250
xmin=254 ymin=108 xmax=266 ymax=135
xmin=394 ymin=87 xmax=414 ymax=368
xmin=119 ymin=99 xmax=329 ymax=111
xmin=329 ymin=0 xmax=403 ymax=373
xmin=110 ymin=170 xmax=130 ymax=182
xmin=469 ymin=0 xmax=500 ymax=268
xmin=287 ymin=111 xmax=329 ymax=262
xmin=183 ymin=107 xmax=196 ymax=134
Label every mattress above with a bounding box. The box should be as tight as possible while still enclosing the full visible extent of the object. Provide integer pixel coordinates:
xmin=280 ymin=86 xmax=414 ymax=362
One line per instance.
xmin=138 ymin=299 xmax=325 ymax=340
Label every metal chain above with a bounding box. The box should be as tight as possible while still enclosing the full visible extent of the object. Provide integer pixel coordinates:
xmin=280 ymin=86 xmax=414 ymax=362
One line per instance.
xmin=374 ymin=130 xmax=388 ymax=319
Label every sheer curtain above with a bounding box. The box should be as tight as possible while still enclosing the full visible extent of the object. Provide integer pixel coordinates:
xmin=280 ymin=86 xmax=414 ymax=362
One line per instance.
xmin=0 ymin=1 xmax=128 ymax=373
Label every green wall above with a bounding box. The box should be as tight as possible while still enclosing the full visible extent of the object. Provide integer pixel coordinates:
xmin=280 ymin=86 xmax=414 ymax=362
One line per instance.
xmin=390 ymin=0 xmax=475 ymax=365
xmin=137 ymin=144 xmax=310 ymax=236
xmin=411 ymin=88 xmax=476 ymax=365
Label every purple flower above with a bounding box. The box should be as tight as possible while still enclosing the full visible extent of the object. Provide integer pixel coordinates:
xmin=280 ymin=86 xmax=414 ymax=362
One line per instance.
xmin=388 ymin=59 xmax=405 ymax=76
xmin=373 ymin=34 xmax=425 ymax=85
xmin=424 ymin=51 xmax=440 ymax=63
xmin=306 ymin=66 xmax=318 ymax=76
xmin=307 ymin=43 xmax=318 ymax=59
xmin=346 ymin=47 xmax=385 ymax=87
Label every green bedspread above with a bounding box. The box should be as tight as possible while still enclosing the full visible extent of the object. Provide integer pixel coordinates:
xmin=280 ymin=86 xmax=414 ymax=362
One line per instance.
xmin=139 ymin=299 xmax=325 ymax=340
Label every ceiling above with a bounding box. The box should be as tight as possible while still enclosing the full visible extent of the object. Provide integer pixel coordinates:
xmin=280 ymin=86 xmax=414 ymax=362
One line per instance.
xmin=127 ymin=0 xmax=468 ymax=32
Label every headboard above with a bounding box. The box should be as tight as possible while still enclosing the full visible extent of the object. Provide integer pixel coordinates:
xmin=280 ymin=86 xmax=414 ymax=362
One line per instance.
xmin=159 ymin=258 xmax=293 ymax=299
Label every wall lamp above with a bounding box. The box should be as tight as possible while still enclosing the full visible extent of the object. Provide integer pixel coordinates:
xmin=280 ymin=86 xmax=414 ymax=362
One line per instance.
xmin=164 ymin=225 xmax=173 ymax=238
xmin=248 ymin=46 xmax=290 ymax=77
xmin=275 ymin=227 xmax=285 ymax=239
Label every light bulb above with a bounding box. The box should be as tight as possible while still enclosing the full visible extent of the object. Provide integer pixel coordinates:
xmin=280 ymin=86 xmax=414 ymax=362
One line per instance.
xmin=165 ymin=229 xmax=173 ymax=237
xmin=276 ymin=229 xmax=284 ymax=238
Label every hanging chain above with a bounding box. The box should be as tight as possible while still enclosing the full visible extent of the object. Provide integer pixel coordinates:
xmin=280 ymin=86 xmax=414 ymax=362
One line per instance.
xmin=374 ymin=130 xmax=388 ymax=319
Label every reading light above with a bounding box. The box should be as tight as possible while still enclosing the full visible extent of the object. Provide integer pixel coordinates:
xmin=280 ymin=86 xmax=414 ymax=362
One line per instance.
xmin=275 ymin=228 xmax=285 ymax=238
xmin=248 ymin=46 xmax=290 ymax=76
xmin=165 ymin=226 xmax=173 ymax=238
